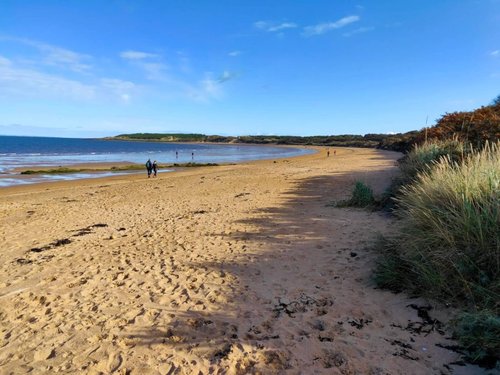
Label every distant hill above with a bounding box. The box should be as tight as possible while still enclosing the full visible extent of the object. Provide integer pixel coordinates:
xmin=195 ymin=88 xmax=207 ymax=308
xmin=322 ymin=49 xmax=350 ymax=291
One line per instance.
xmin=108 ymin=132 xmax=412 ymax=150
xmin=108 ymin=96 xmax=499 ymax=153
xmin=111 ymin=133 xmax=206 ymax=142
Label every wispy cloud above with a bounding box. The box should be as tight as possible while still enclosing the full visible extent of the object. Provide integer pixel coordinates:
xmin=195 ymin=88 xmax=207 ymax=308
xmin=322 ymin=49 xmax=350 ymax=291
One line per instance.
xmin=0 ymin=36 xmax=92 ymax=72
xmin=0 ymin=37 xmax=231 ymax=105
xmin=254 ymin=21 xmax=298 ymax=33
xmin=120 ymin=50 xmax=158 ymax=60
xmin=491 ymin=50 xmax=499 ymax=57
xmin=120 ymin=50 xmax=168 ymax=80
xmin=217 ymin=70 xmax=238 ymax=83
xmin=303 ymin=16 xmax=360 ymax=36
xmin=343 ymin=26 xmax=374 ymax=37
xmin=0 ymin=54 xmax=95 ymax=99
xmin=0 ymin=53 xmax=137 ymax=103
xmin=176 ymin=70 xmax=238 ymax=102
xmin=177 ymin=51 xmax=191 ymax=73
xmin=228 ymin=50 xmax=242 ymax=57
xmin=142 ymin=62 xmax=169 ymax=80
xmin=100 ymin=78 xmax=136 ymax=102
xmin=37 ymin=43 xmax=92 ymax=72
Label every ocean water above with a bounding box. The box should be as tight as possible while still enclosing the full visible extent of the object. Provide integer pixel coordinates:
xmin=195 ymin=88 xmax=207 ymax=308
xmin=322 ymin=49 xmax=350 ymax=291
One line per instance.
xmin=0 ymin=136 xmax=313 ymax=187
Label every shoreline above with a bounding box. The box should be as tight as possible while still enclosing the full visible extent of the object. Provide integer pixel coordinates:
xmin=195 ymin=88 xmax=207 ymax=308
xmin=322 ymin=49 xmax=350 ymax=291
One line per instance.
xmin=0 ymin=143 xmax=317 ymax=188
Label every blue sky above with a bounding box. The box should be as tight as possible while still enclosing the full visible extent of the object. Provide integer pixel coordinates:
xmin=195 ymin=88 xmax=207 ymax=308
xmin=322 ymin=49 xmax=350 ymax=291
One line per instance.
xmin=0 ymin=0 xmax=499 ymax=138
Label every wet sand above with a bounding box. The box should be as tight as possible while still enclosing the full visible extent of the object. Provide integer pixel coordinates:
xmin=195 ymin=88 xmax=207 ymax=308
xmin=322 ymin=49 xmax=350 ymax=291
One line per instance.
xmin=0 ymin=147 xmax=487 ymax=374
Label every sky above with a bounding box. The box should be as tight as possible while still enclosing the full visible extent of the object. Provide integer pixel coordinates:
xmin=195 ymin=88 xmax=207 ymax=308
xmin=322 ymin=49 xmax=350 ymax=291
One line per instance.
xmin=0 ymin=0 xmax=499 ymax=138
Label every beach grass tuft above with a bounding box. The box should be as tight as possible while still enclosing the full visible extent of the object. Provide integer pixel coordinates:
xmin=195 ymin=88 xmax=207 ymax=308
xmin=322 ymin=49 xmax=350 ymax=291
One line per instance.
xmin=379 ymin=139 xmax=471 ymax=211
xmin=335 ymin=181 xmax=375 ymax=208
xmin=376 ymin=142 xmax=500 ymax=306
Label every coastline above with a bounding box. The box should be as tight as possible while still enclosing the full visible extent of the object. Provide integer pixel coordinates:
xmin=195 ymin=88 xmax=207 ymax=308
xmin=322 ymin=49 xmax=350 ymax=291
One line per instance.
xmin=0 ymin=147 xmax=485 ymax=374
xmin=0 ymin=141 xmax=315 ymax=188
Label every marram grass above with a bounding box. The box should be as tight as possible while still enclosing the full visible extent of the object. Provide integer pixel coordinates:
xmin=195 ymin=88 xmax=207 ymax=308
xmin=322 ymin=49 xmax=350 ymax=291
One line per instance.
xmin=376 ymin=142 xmax=500 ymax=309
xmin=374 ymin=142 xmax=500 ymax=365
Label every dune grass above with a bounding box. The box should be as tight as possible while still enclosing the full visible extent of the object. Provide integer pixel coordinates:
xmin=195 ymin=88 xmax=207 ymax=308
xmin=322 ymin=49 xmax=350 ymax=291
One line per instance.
xmin=334 ymin=181 xmax=375 ymax=208
xmin=374 ymin=142 xmax=500 ymax=365
xmin=453 ymin=311 xmax=500 ymax=367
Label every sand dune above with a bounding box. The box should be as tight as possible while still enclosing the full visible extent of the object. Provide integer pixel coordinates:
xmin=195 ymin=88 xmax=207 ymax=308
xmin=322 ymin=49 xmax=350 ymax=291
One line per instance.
xmin=0 ymin=148 xmax=488 ymax=374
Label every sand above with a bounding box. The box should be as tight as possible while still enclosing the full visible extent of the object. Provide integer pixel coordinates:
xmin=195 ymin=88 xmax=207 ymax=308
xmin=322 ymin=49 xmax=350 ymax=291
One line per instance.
xmin=0 ymin=147 xmax=489 ymax=374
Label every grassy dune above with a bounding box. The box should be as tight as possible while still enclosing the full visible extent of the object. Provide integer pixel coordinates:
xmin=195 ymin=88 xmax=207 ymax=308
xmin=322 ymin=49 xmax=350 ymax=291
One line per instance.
xmin=374 ymin=141 xmax=500 ymax=366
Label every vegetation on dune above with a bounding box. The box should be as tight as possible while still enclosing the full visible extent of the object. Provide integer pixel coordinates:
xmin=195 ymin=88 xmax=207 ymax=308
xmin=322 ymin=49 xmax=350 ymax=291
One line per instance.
xmin=335 ymin=181 xmax=375 ymax=208
xmin=417 ymin=95 xmax=500 ymax=147
xmin=110 ymin=132 xmax=414 ymax=149
xmin=453 ymin=311 xmax=500 ymax=367
xmin=373 ymin=142 xmax=500 ymax=366
xmin=109 ymin=95 xmax=498 ymax=154
xmin=113 ymin=133 xmax=205 ymax=142
xmin=380 ymin=95 xmax=500 ymax=152
xmin=326 ymin=97 xmax=500 ymax=367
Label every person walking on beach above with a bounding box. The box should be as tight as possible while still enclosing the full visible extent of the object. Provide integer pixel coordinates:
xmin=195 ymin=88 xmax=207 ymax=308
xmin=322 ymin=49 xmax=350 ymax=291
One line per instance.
xmin=145 ymin=159 xmax=153 ymax=178
xmin=327 ymin=150 xmax=330 ymax=157
xmin=152 ymin=160 xmax=158 ymax=177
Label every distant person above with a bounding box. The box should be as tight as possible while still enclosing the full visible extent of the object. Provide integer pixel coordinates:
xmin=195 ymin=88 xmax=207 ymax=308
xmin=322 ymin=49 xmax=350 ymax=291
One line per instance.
xmin=152 ymin=160 xmax=158 ymax=177
xmin=334 ymin=150 xmax=336 ymax=156
xmin=145 ymin=159 xmax=152 ymax=178
xmin=176 ymin=151 xmax=178 ymax=159
xmin=191 ymin=152 xmax=194 ymax=161
xmin=327 ymin=150 xmax=330 ymax=157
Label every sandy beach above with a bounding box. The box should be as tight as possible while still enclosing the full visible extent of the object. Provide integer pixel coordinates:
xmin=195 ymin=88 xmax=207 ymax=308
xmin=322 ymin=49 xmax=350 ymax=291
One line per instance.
xmin=0 ymin=147 xmax=487 ymax=374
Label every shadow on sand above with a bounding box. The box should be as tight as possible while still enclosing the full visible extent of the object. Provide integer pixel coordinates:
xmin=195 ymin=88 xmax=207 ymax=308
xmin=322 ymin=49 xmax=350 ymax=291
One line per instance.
xmin=119 ymin=162 xmax=410 ymax=372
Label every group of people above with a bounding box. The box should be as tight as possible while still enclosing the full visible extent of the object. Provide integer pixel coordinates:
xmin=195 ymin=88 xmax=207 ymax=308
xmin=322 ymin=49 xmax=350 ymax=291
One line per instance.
xmin=145 ymin=159 xmax=158 ymax=178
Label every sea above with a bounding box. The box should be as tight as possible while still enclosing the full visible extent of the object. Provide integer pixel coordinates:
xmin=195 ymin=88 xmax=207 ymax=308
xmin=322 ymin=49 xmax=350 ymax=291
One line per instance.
xmin=0 ymin=135 xmax=313 ymax=187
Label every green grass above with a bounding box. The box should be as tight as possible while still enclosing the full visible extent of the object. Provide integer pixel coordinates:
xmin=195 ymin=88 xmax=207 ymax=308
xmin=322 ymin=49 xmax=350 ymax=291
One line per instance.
xmin=379 ymin=139 xmax=471 ymax=211
xmin=374 ymin=142 xmax=500 ymax=366
xmin=335 ymin=181 xmax=375 ymax=208
xmin=398 ymin=138 xmax=468 ymax=183
xmin=376 ymin=142 xmax=500 ymax=307
xmin=453 ymin=311 xmax=500 ymax=367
